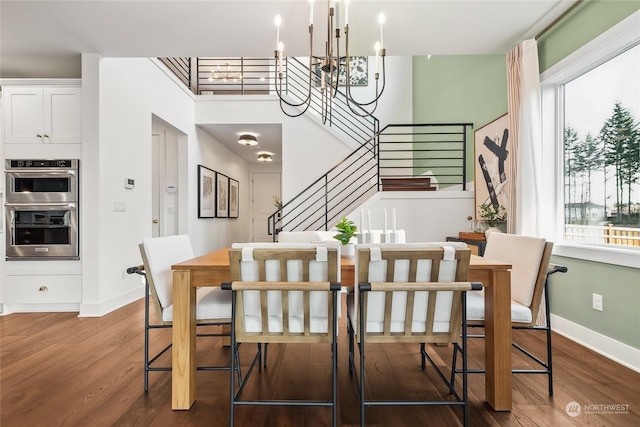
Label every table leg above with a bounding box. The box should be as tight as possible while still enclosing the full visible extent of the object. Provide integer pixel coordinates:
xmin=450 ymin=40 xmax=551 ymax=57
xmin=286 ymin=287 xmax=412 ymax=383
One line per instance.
xmin=172 ymin=270 xmax=197 ymax=410
xmin=484 ymin=268 xmax=512 ymax=411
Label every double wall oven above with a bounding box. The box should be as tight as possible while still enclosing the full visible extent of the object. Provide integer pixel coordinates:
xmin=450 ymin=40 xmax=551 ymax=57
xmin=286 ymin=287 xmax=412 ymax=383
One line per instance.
xmin=5 ymin=159 xmax=79 ymax=260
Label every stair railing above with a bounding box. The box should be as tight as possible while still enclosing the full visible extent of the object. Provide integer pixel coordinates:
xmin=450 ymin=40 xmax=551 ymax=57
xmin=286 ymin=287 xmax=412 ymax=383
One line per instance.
xmin=269 ymin=123 xmax=473 ymax=240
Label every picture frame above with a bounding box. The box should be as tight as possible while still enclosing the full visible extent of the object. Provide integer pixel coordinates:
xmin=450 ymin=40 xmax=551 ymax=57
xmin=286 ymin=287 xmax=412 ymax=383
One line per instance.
xmin=474 ymin=113 xmax=510 ymax=219
xmin=215 ymin=172 xmax=229 ymax=218
xmin=314 ymin=55 xmax=369 ymax=87
xmin=197 ymin=165 xmax=215 ymax=218
xmin=229 ymin=178 xmax=239 ymax=218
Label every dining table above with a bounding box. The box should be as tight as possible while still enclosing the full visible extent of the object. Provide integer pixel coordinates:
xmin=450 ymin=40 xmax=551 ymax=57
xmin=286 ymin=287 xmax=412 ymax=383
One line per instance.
xmin=170 ymin=247 xmax=513 ymax=412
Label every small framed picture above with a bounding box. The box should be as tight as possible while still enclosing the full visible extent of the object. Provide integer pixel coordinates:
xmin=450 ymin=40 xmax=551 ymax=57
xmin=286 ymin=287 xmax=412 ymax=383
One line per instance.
xmin=197 ymin=165 xmax=215 ymax=218
xmin=215 ymin=172 xmax=229 ymax=218
xmin=229 ymin=179 xmax=239 ymax=218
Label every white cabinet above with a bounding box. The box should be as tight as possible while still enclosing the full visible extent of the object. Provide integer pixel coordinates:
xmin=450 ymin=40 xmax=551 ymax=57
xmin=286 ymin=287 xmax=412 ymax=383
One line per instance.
xmin=3 ymin=86 xmax=81 ymax=144
xmin=3 ymin=274 xmax=81 ymax=312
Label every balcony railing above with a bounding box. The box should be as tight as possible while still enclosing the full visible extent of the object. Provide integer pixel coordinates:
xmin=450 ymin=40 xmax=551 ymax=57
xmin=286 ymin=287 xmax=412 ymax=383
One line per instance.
xmin=565 ymin=224 xmax=640 ymax=247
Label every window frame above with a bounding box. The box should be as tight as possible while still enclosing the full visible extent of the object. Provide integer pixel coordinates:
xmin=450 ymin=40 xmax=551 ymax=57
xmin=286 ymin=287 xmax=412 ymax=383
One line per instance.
xmin=540 ymin=10 xmax=640 ymax=269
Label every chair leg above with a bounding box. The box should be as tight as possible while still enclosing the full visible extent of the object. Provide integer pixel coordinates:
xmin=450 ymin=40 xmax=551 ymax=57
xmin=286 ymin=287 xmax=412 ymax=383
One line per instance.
xmin=144 ymin=279 xmax=151 ymax=392
xmin=450 ymin=343 xmax=459 ymax=388
xmin=420 ymin=343 xmax=426 ymax=370
xmin=544 ymin=284 xmax=554 ymax=396
xmin=347 ymin=314 xmax=355 ymax=375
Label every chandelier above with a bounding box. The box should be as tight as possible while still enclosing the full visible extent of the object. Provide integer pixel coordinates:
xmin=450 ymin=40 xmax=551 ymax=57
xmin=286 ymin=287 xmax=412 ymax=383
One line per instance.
xmin=208 ymin=63 xmax=242 ymax=82
xmin=273 ymin=0 xmax=386 ymax=123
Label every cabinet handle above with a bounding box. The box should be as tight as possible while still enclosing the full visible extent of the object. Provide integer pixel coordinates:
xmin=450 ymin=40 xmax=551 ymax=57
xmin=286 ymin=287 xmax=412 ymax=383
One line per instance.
xmin=36 ymin=134 xmax=43 ymax=138
xmin=43 ymin=134 xmax=50 ymax=138
xmin=39 ymin=286 xmax=49 ymax=292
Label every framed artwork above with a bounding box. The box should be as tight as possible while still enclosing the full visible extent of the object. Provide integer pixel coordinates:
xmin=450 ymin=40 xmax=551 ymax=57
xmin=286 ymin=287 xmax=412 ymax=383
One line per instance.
xmin=215 ymin=172 xmax=229 ymax=218
xmin=338 ymin=56 xmax=368 ymax=86
xmin=229 ymin=179 xmax=239 ymax=218
xmin=314 ymin=56 xmax=369 ymax=87
xmin=197 ymin=165 xmax=215 ymax=218
xmin=474 ymin=113 xmax=510 ymax=219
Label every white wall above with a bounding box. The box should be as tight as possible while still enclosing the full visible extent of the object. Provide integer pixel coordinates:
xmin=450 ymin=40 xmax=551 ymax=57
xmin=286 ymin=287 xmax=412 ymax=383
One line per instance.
xmin=79 ymin=56 xmax=251 ymax=316
xmin=347 ymin=191 xmax=475 ymax=243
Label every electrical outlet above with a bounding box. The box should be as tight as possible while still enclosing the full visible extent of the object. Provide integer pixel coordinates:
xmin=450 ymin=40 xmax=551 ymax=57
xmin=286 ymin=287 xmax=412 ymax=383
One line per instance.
xmin=592 ymin=293 xmax=603 ymax=311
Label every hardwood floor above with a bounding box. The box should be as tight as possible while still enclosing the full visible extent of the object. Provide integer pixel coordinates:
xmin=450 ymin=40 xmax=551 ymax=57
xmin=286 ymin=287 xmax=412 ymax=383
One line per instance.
xmin=1 ymin=298 xmax=639 ymax=426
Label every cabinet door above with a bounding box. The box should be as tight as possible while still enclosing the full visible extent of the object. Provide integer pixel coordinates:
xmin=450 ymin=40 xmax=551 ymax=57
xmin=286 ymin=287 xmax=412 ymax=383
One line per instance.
xmin=3 ymin=86 xmax=45 ymax=144
xmin=44 ymin=87 xmax=82 ymax=144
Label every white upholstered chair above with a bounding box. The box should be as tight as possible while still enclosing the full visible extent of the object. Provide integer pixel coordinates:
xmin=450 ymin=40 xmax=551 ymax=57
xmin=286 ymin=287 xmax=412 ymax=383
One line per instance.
xmin=224 ymin=243 xmax=341 ymax=426
xmin=127 ymin=234 xmax=234 ymax=391
xmin=347 ymin=243 xmax=479 ymax=427
xmin=452 ymin=232 xmax=567 ymax=395
xmin=276 ymin=230 xmax=336 ymax=243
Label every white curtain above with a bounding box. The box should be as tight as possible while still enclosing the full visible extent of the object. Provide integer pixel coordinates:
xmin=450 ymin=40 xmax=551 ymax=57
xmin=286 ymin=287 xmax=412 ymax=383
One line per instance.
xmin=507 ymin=39 xmax=547 ymax=325
xmin=506 ymin=39 xmax=543 ymax=237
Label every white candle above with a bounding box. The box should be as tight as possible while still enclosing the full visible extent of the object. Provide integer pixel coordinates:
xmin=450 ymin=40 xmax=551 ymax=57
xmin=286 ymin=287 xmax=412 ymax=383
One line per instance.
xmin=275 ymin=15 xmax=281 ymax=48
xmin=361 ymin=210 xmax=365 ymax=231
xmin=383 ymin=208 xmax=388 ymax=233
xmin=392 ymin=208 xmax=397 ymax=232
xmin=335 ymin=0 xmax=340 ymax=28
xmin=344 ymin=0 xmax=350 ymax=26
xmin=367 ymin=210 xmax=372 ymax=233
xmin=378 ymin=13 xmax=386 ymax=49
xmin=374 ymin=42 xmax=380 ymax=73
xmin=278 ymin=42 xmax=284 ymax=74
xmin=309 ymin=0 xmax=314 ymax=25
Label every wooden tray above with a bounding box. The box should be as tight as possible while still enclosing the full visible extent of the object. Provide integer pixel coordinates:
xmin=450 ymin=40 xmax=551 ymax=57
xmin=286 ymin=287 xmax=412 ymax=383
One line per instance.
xmin=459 ymin=232 xmax=486 ymax=241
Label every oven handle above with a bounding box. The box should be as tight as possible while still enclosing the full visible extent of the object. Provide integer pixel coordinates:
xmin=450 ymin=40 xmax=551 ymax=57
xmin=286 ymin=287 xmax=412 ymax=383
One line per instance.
xmin=6 ymin=170 xmax=76 ymax=177
xmin=9 ymin=209 xmax=15 ymax=246
xmin=5 ymin=203 xmax=76 ymax=208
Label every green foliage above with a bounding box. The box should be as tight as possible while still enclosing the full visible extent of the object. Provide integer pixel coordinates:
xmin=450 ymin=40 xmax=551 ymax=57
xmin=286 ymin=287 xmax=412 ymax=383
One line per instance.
xmin=333 ymin=217 xmax=357 ymax=245
xmin=600 ymin=102 xmax=640 ymax=221
xmin=479 ymin=203 xmax=506 ymax=227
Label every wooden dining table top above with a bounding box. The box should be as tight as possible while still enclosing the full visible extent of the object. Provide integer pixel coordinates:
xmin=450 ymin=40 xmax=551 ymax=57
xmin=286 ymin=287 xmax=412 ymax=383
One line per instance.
xmin=171 ymin=247 xmax=511 ymax=288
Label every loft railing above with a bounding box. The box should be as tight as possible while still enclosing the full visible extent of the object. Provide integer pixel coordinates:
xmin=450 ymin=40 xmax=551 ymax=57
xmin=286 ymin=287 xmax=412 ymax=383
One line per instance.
xmin=268 ymin=123 xmax=473 ymax=239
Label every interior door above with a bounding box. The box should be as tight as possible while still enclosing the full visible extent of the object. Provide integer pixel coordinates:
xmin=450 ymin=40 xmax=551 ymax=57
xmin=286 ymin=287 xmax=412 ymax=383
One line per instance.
xmin=151 ymin=124 xmax=180 ymax=237
xmin=251 ymin=172 xmax=281 ymax=242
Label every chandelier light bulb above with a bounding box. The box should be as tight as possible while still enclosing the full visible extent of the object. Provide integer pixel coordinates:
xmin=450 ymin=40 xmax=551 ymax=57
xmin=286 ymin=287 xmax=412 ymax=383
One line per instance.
xmin=378 ymin=13 xmax=386 ymax=48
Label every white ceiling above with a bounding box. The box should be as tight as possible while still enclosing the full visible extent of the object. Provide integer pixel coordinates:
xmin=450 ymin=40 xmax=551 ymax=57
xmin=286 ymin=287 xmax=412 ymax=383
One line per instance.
xmin=0 ymin=0 xmax=574 ymax=164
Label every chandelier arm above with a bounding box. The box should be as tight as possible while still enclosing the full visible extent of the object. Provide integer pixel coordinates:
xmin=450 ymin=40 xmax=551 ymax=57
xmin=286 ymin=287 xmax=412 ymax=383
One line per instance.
xmin=273 ymin=24 xmax=316 ymax=113
xmin=345 ymin=55 xmax=386 ymax=109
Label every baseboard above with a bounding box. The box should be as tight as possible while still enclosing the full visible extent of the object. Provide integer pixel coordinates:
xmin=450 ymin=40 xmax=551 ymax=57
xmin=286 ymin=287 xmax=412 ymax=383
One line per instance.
xmin=78 ymin=285 xmax=144 ymax=317
xmin=551 ymin=313 xmax=640 ymax=373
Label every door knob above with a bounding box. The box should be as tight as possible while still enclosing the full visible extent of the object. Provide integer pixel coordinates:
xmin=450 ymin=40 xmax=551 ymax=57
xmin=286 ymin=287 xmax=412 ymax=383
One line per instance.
xmin=152 ymin=219 xmax=159 ymax=224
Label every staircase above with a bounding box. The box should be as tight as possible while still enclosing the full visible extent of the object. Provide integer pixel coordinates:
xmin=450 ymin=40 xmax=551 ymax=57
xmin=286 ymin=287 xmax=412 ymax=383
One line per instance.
xmin=158 ymin=57 xmax=472 ymax=239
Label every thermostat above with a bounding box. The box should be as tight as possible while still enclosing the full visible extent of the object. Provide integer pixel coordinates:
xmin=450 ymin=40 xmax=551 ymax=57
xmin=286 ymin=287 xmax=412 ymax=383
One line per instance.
xmin=125 ymin=178 xmax=135 ymax=189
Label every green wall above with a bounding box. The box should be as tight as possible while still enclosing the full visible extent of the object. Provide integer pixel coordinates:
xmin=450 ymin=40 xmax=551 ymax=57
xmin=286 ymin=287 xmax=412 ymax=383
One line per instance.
xmin=541 ymin=1 xmax=639 ymax=350
xmin=412 ymin=55 xmax=507 ymax=183
xmin=412 ymin=1 xmax=639 ymax=351
xmin=538 ymin=0 xmax=640 ymax=72
xmin=549 ymin=257 xmax=640 ymax=348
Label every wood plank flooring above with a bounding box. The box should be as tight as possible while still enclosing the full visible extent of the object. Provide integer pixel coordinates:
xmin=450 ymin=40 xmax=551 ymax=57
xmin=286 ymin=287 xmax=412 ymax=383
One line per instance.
xmin=1 ymin=298 xmax=639 ymax=426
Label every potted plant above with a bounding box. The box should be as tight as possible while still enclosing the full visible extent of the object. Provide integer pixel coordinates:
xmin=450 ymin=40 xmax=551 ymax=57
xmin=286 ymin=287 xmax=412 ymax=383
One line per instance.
xmin=478 ymin=202 xmax=507 ymax=235
xmin=333 ymin=217 xmax=357 ymax=258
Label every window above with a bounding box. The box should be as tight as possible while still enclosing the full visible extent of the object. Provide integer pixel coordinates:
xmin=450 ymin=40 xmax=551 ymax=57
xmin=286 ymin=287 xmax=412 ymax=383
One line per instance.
xmin=541 ymin=11 xmax=640 ymax=268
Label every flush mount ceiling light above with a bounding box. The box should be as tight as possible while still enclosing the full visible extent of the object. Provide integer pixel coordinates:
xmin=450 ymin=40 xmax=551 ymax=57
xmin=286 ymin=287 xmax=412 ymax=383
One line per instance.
xmin=238 ymin=133 xmax=258 ymax=146
xmin=257 ymin=152 xmax=273 ymax=162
